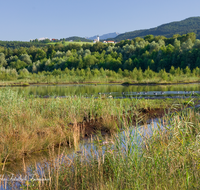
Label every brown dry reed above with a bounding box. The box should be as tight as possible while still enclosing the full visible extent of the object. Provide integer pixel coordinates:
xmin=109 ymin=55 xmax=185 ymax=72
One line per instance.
xmin=18 ymin=98 xmax=200 ymax=189
xmin=0 ymin=88 xmax=176 ymax=164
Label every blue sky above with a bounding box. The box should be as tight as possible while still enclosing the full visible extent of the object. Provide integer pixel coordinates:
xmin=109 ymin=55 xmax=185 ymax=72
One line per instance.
xmin=1 ymin=0 xmax=200 ymax=41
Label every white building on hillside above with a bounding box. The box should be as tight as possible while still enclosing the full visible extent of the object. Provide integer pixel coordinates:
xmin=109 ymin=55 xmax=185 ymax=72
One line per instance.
xmin=38 ymin=37 xmax=49 ymax=41
xmin=103 ymin=40 xmax=115 ymax=43
xmin=93 ymin=35 xmax=100 ymax=43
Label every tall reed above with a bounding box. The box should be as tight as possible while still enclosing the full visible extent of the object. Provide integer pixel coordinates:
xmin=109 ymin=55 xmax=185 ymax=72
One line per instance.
xmin=24 ymin=104 xmax=200 ymax=189
xmin=0 ymin=88 xmax=171 ymax=163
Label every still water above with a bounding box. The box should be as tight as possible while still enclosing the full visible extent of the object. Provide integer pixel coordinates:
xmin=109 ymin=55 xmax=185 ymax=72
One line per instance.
xmin=1 ymin=83 xmax=200 ymax=189
xmin=0 ymin=119 xmax=163 ymax=190
xmin=8 ymin=83 xmax=200 ymax=98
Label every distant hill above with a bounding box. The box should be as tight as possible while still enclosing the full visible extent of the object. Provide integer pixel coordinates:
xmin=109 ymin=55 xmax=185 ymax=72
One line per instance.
xmin=65 ymin=36 xmax=92 ymax=42
xmin=88 ymin=32 xmax=119 ymax=40
xmin=108 ymin=17 xmax=200 ymax=42
xmin=0 ymin=41 xmax=47 ymax=48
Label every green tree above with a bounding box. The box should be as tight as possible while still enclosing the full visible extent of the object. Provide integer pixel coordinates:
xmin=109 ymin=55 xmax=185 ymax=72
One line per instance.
xmin=124 ymin=58 xmax=133 ymax=70
xmin=20 ymin=54 xmax=32 ymax=65
xmin=174 ymin=39 xmax=180 ymax=50
xmin=195 ymin=57 xmax=200 ymax=67
xmin=144 ymin=35 xmax=154 ymax=42
xmin=47 ymin=45 xmax=56 ymax=59
xmin=0 ymin=53 xmax=7 ymax=67
xmin=18 ymin=68 xmax=29 ymax=78
xmin=84 ymin=55 xmax=97 ymax=68
xmin=35 ymin=49 xmax=46 ymax=61
xmin=169 ymin=66 xmax=176 ymax=75
xmin=10 ymin=60 xmax=27 ymax=70
xmin=184 ymin=66 xmax=191 ymax=76
xmin=181 ymin=38 xmax=193 ymax=51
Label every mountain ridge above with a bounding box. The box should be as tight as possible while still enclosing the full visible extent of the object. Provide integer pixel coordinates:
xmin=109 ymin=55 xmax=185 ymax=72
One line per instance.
xmin=107 ymin=17 xmax=200 ymax=41
xmin=87 ymin=32 xmax=119 ymax=40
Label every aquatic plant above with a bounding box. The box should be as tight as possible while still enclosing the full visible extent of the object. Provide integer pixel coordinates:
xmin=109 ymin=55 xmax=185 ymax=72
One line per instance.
xmin=24 ymin=105 xmax=200 ymax=189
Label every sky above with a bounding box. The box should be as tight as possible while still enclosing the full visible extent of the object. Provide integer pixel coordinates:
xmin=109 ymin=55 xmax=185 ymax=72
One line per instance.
xmin=1 ymin=0 xmax=200 ymax=41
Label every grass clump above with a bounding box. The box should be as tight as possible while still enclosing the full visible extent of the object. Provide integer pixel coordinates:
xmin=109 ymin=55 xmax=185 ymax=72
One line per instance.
xmin=22 ymin=103 xmax=200 ymax=190
xmin=0 ymin=88 xmax=146 ymax=163
xmin=0 ymin=88 xmax=194 ymax=164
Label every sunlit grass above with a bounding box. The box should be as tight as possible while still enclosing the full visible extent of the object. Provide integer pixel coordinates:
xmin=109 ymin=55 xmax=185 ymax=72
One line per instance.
xmin=23 ymin=105 xmax=200 ymax=190
xmin=0 ymin=87 xmax=199 ymax=189
xmin=0 ymin=88 xmax=177 ymax=163
xmin=0 ymin=73 xmax=199 ymax=86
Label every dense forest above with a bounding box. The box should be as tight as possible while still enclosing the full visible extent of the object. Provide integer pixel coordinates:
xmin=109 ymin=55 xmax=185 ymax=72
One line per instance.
xmin=0 ymin=37 xmax=92 ymax=49
xmin=108 ymin=17 xmax=200 ymax=42
xmin=0 ymin=32 xmax=200 ymax=82
xmin=64 ymin=36 xmax=92 ymax=42
xmin=0 ymin=41 xmax=47 ymax=49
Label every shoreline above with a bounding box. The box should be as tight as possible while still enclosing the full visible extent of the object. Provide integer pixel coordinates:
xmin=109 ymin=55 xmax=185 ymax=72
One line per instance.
xmin=1 ymin=106 xmax=167 ymax=165
xmin=2 ymin=100 xmax=199 ymax=164
xmin=0 ymin=80 xmax=199 ymax=87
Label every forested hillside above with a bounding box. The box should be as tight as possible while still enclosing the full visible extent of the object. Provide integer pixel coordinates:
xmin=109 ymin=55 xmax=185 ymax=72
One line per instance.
xmin=109 ymin=17 xmax=200 ymax=42
xmin=0 ymin=41 xmax=47 ymax=49
xmin=64 ymin=36 xmax=92 ymax=42
xmin=0 ymin=32 xmax=200 ymax=82
xmin=0 ymin=37 xmax=92 ymax=49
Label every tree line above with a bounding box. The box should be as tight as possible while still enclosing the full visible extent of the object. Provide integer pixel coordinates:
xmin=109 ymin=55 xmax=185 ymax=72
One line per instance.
xmin=0 ymin=32 xmax=200 ymax=81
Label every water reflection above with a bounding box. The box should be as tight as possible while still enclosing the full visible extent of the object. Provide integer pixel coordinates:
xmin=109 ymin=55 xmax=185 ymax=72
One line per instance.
xmin=4 ymin=83 xmax=200 ymax=98
xmin=1 ymin=118 xmax=165 ymax=190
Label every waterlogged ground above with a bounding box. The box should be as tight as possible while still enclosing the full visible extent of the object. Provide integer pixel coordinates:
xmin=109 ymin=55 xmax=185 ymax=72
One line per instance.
xmin=0 ymin=119 xmax=164 ymax=190
xmin=1 ymin=83 xmax=200 ymax=189
xmin=1 ymin=106 xmax=199 ymax=189
xmin=7 ymin=83 xmax=200 ymax=98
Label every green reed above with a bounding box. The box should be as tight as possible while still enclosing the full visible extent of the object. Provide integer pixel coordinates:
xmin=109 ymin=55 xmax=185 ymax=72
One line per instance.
xmin=24 ymin=101 xmax=200 ymax=190
xmin=0 ymin=88 xmax=145 ymax=163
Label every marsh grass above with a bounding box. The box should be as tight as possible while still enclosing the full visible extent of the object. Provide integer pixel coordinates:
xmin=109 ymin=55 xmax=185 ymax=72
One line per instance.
xmin=21 ymin=105 xmax=200 ymax=190
xmin=0 ymin=89 xmax=199 ymax=189
xmin=0 ymin=87 xmax=195 ymax=165
xmin=0 ymin=88 xmax=199 ymax=189
xmin=0 ymin=71 xmax=200 ymax=86
xmin=0 ymin=88 xmax=177 ymax=164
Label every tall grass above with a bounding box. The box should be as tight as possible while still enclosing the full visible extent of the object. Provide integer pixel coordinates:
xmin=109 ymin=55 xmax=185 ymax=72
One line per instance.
xmin=0 ymin=68 xmax=200 ymax=85
xmin=0 ymin=87 xmax=193 ymax=165
xmin=1 ymin=88 xmax=173 ymax=163
xmin=20 ymin=103 xmax=200 ymax=190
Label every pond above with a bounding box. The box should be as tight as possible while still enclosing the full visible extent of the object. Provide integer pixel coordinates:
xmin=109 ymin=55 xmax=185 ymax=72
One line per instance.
xmin=6 ymin=83 xmax=200 ymax=98
xmin=0 ymin=83 xmax=200 ymax=189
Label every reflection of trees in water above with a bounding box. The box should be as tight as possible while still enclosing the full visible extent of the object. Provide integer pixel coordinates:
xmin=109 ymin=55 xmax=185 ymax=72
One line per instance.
xmin=11 ymin=84 xmax=200 ymax=96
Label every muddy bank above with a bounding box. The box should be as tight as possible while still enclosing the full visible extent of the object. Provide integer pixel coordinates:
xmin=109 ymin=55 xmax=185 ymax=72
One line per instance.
xmin=0 ymin=81 xmax=120 ymax=87
xmin=122 ymin=81 xmax=200 ymax=86
xmin=8 ymin=107 xmax=169 ymax=161
xmin=66 ymin=107 xmax=170 ymax=138
xmin=65 ymin=101 xmax=199 ymax=138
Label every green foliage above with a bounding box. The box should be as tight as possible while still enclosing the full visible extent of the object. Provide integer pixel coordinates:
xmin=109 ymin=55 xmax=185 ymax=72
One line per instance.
xmin=109 ymin=17 xmax=200 ymax=42
xmin=0 ymin=53 xmax=7 ymax=67
xmin=1 ymin=32 xmax=200 ymax=84
xmin=64 ymin=36 xmax=92 ymax=42
xmin=25 ymin=104 xmax=200 ymax=190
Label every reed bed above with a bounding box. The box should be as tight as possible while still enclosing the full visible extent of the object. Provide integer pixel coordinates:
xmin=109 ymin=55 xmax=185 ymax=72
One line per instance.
xmin=1 ymin=74 xmax=200 ymax=86
xmin=20 ymin=105 xmax=200 ymax=190
xmin=0 ymin=88 xmax=181 ymax=164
